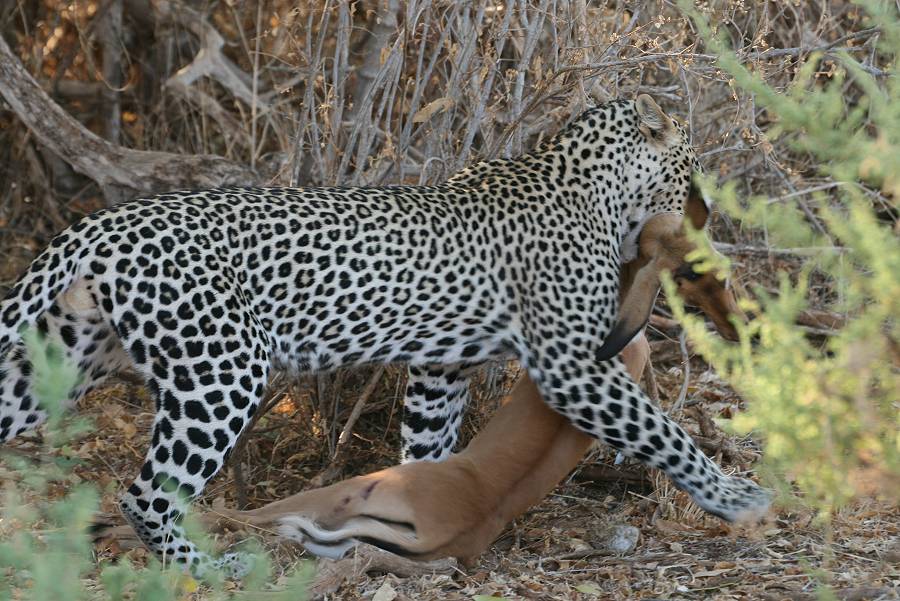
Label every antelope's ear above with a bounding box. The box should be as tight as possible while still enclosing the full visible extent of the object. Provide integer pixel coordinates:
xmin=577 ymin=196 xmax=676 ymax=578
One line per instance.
xmin=635 ymin=94 xmax=673 ymax=140
xmin=597 ymin=260 xmax=662 ymax=361
xmin=686 ymin=179 xmax=711 ymax=230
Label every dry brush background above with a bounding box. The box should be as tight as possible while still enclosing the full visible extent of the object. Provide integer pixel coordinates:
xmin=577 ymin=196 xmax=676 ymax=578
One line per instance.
xmin=0 ymin=1 xmax=897 ymax=599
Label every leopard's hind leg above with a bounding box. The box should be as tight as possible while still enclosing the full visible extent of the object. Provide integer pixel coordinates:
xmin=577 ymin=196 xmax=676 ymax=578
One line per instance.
xmin=107 ymin=281 xmax=271 ymax=577
xmin=0 ymin=279 xmax=129 ymax=442
xmin=401 ymin=363 xmax=480 ymax=463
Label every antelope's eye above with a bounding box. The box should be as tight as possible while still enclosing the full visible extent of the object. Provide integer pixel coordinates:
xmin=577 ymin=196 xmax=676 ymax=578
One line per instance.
xmin=674 ymin=264 xmax=702 ymax=282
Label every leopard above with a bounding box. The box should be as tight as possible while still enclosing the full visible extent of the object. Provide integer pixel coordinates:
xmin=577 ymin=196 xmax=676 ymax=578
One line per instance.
xmin=0 ymin=95 xmax=770 ymax=577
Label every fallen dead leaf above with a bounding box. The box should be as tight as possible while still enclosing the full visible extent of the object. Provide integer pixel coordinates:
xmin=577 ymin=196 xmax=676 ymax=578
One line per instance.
xmin=412 ymin=97 xmax=453 ymax=123
xmin=372 ymin=578 xmax=397 ymax=601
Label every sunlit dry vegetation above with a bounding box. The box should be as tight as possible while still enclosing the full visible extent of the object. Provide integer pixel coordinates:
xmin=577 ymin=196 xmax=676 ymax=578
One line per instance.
xmin=0 ymin=0 xmax=897 ymax=599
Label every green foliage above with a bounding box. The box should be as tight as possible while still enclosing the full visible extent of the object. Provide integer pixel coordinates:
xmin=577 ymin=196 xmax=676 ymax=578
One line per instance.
xmin=673 ymin=0 xmax=899 ymax=516
xmin=0 ymin=333 xmax=314 ymax=600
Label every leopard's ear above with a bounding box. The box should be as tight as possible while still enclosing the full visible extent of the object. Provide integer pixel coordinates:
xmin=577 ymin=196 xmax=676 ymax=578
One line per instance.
xmin=596 ymin=260 xmax=662 ymax=361
xmin=635 ymin=95 xmax=674 ymax=140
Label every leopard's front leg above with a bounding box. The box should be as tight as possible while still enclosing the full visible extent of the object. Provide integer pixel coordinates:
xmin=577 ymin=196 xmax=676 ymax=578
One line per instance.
xmin=521 ymin=343 xmax=770 ymax=522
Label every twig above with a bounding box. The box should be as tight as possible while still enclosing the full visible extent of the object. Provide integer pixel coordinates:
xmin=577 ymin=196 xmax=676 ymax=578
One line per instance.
xmin=348 ymin=0 xmax=401 ymax=121
xmin=671 ymin=330 xmax=691 ymax=417
xmin=747 ymin=28 xmax=881 ymax=60
xmin=97 ymin=0 xmax=123 ymax=144
xmin=308 ymin=366 xmax=385 ymax=487
xmin=575 ymin=464 xmax=649 ymax=486
xmin=714 ymin=243 xmax=849 ymax=258
xmin=642 ymin=354 xmax=661 ymax=406
xmin=229 ymin=377 xmax=287 ymax=509
xmin=22 ymin=140 xmax=68 ymax=231
xmin=335 ymin=368 xmax=383 ymax=453
xmin=758 ymin=587 xmax=894 ymax=601
xmin=796 ymin=309 xmax=847 ymax=331
xmin=155 ymin=1 xmax=269 ymax=113
xmin=250 ymin=0 xmax=263 ymax=170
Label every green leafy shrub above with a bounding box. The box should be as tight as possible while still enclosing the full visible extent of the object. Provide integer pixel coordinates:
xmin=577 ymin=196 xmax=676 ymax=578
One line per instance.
xmin=672 ymin=0 xmax=899 ymax=517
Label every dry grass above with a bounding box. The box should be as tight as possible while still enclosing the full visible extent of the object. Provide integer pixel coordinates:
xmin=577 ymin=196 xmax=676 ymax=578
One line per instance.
xmin=1 ymin=0 xmax=898 ymax=599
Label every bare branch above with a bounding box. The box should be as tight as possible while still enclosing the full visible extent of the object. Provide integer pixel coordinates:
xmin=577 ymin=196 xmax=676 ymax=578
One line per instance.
xmin=0 ymin=34 xmax=254 ymax=204
xmin=349 ymin=0 xmax=401 ymax=120
xmin=307 ymin=366 xmax=386 ymax=487
xmin=97 ymin=0 xmax=123 ymax=143
xmin=154 ymin=1 xmax=269 ymax=113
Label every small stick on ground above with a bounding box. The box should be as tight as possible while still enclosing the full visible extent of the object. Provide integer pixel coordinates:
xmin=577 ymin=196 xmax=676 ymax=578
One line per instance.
xmin=308 ymin=366 xmax=385 ymax=487
xmin=642 ymin=354 xmax=660 ymax=406
xmin=229 ymin=376 xmax=287 ymax=509
xmin=671 ymin=330 xmax=691 ymax=417
xmin=575 ymin=464 xmax=650 ymax=486
xmin=686 ymin=406 xmax=753 ymax=464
